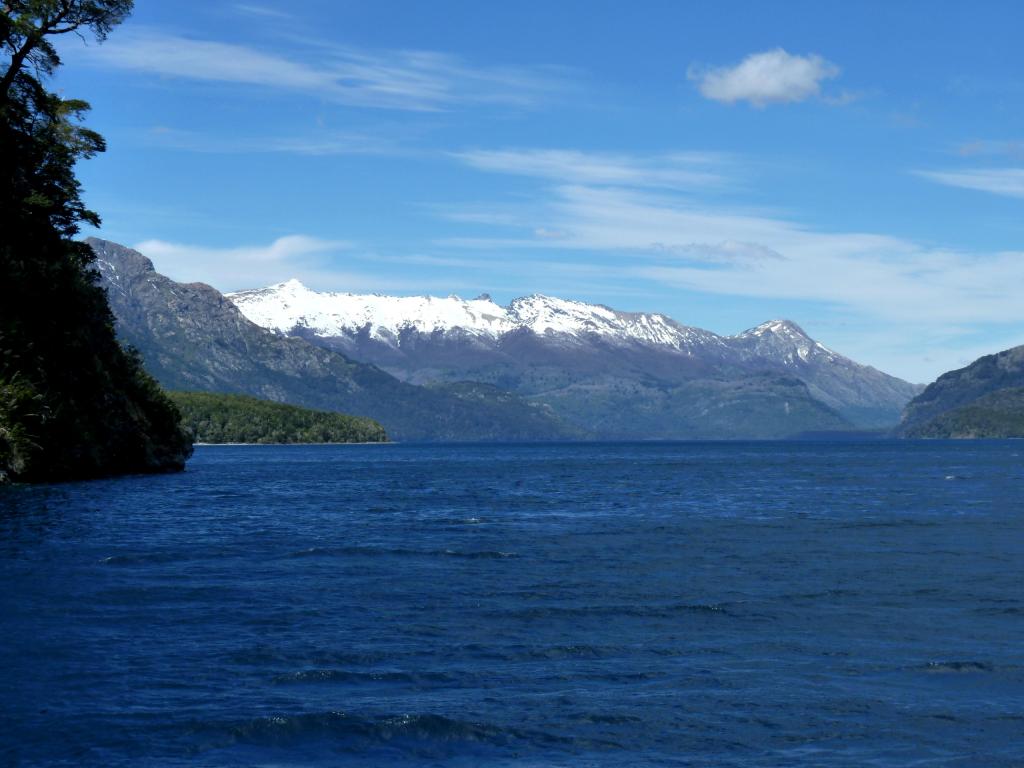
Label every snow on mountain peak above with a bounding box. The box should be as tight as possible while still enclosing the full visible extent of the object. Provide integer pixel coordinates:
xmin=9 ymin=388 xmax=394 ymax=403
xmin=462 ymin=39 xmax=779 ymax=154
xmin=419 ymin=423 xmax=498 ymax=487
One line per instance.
xmin=742 ymin=319 xmax=808 ymax=338
xmin=227 ymin=282 xmax=725 ymax=351
xmin=736 ymin=318 xmax=836 ymax=364
xmin=229 ymin=282 xmax=514 ymax=340
xmin=508 ymin=294 xmax=617 ymax=336
xmin=226 ymin=282 xmax=839 ymax=363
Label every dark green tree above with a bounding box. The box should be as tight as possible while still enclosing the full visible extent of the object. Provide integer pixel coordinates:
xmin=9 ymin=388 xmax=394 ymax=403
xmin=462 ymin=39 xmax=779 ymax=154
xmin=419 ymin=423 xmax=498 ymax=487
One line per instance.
xmin=167 ymin=391 xmax=388 ymax=445
xmin=1 ymin=0 xmax=192 ymax=482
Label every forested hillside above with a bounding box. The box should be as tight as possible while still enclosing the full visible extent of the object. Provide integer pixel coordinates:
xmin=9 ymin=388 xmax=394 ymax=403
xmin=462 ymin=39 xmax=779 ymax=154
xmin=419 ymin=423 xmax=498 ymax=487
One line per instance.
xmin=898 ymin=344 xmax=1024 ymax=438
xmin=900 ymin=387 xmax=1024 ymax=438
xmin=169 ymin=392 xmax=387 ymax=444
xmin=0 ymin=1 xmax=191 ymax=482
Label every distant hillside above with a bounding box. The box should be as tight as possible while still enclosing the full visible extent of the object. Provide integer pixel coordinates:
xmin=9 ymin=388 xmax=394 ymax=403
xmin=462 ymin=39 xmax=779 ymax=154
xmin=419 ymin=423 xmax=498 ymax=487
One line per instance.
xmin=901 ymin=387 xmax=1024 ymax=438
xmin=169 ymin=392 xmax=387 ymax=444
xmin=533 ymin=373 xmax=852 ymax=439
xmin=898 ymin=344 xmax=1024 ymax=437
xmin=89 ymin=238 xmax=579 ymax=442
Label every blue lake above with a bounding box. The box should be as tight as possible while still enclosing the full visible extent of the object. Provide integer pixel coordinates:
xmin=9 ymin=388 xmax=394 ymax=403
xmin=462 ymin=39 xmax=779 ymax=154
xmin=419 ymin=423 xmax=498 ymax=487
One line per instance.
xmin=2 ymin=441 xmax=1024 ymax=766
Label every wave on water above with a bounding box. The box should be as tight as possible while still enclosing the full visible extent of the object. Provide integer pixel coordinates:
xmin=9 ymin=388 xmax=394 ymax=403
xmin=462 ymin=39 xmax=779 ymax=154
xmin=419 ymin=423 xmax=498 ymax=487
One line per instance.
xmin=834 ymin=519 xmax=941 ymax=529
xmin=920 ymin=661 xmax=995 ymax=674
xmin=498 ymin=602 xmax=731 ymax=620
xmin=282 ymin=545 xmax=518 ymax=560
xmin=271 ymin=668 xmax=457 ymax=685
xmin=183 ymin=710 xmax=590 ymax=757
xmin=227 ymin=646 xmax=410 ymax=667
xmin=974 ymin=605 xmax=1024 ymax=616
xmin=99 ymin=551 xmax=190 ymax=565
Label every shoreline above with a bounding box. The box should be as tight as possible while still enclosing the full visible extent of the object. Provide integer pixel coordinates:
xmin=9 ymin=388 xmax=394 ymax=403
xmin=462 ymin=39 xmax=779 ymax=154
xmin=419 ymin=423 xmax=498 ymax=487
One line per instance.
xmin=193 ymin=441 xmax=392 ymax=446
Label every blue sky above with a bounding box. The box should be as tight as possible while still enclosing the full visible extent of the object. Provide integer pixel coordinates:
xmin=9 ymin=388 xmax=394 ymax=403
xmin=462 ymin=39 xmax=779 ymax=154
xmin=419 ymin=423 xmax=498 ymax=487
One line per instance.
xmin=55 ymin=0 xmax=1024 ymax=382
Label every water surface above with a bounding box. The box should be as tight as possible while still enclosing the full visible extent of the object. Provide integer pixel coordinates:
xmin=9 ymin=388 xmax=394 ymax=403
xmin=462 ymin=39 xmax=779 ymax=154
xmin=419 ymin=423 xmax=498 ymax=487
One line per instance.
xmin=2 ymin=442 xmax=1023 ymax=766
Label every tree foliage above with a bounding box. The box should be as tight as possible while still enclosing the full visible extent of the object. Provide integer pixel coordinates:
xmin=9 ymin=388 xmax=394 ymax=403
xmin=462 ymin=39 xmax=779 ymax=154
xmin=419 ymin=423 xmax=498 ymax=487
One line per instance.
xmin=1 ymin=0 xmax=192 ymax=482
xmin=169 ymin=392 xmax=388 ymax=445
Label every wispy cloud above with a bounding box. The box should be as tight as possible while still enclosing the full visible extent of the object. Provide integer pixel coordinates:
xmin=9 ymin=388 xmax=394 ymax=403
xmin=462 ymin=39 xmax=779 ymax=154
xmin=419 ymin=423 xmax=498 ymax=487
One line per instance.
xmin=453 ymin=148 xmax=731 ymax=189
xmin=233 ymin=3 xmax=292 ymax=19
xmin=82 ymin=30 xmax=568 ymax=111
xmin=955 ymin=139 xmax=1024 ymax=158
xmin=145 ymin=126 xmax=400 ymax=156
xmin=688 ymin=48 xmax=840 ymax=107
xmin=446 ymin=181 xmax=1024 ymax=323
xmin=915 ymin=167 xmax=1024 ymax=199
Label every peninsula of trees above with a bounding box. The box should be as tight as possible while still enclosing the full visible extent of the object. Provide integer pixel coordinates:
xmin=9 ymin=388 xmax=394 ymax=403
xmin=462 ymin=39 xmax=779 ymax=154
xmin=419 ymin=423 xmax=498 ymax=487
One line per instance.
xmin=169 ymin=392 xmax=388 ymax=444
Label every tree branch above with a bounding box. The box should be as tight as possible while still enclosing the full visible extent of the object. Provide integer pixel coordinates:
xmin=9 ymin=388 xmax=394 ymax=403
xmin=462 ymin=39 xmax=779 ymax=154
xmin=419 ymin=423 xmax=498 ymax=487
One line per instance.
xmin=0 ymin=32 xmax=40 ymax=98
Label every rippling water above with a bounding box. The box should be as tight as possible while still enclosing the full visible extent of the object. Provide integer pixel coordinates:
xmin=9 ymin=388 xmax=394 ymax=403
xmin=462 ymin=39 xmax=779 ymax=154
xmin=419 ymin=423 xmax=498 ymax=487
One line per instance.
xmin=2 ymin=441 xmax=1024 ymax=766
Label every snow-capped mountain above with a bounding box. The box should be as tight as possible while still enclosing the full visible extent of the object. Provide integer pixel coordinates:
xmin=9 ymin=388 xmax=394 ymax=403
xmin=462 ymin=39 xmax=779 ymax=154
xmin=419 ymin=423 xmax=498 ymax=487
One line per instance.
xmin=228 ymin=280 xmax=920 ymax=429
xmin=229 ymin=279 xmax=726 ymax=354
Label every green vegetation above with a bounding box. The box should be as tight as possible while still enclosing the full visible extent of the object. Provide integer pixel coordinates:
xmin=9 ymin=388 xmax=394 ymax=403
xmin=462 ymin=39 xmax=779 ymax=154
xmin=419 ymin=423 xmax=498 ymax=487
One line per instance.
xmin=902 ymin=387 xmax=1024 ymax=439
xmin=169 ymin=392 xmax=388 ymax=444
xmin=1 ymin=2 xmax=192 ymax=482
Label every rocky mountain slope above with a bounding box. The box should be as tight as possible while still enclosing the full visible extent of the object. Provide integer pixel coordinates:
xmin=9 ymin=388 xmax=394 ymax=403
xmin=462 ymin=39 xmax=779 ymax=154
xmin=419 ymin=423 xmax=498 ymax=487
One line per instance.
xmin=88 ymin=239 xmax=579 ymax=442
xmin=898 ymin=344 xmax=1024 ymax=437
xmin=230 ymin=280 xmax=919 ymax=430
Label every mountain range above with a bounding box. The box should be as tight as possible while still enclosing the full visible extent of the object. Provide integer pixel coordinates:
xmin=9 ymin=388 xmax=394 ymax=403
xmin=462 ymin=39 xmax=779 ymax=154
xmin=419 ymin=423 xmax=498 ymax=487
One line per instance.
xmin=229 ymin=279 xmax=921 ymax=434
xmin=90 ymin=237 xmax=925 ymax=440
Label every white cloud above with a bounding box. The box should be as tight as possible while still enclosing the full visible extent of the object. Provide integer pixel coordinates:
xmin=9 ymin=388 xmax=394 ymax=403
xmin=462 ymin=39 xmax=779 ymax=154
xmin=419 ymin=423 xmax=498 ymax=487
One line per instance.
xmin=441 ymin=149 xmax=1024 ymax=380
xmin=82 ymin=30 xmax=566 ymax=111
xmin=132 ymin=235 xmax=480 ymax=294
xmin=453 ymin=148 xmax=729 ymax=189
xmin=145 ymin=126 xmax=399 ymax=156
xmin=441 ymin=210 xmax=526 ymax=227
xmin=534 ymin=227 xmax=565 ymax=239
xmin=233 ymin=4 xmax=292 ymax=18
xmin=650 ymin=240 xmax=785 ymax=262
xmin=134 ymin=235 xmax=352 ymax=290
xmin=446 ymin=182 xmax=1024 ymax=325
xmin=955 ymin=140 xmax=1024 ymax=159
xmin=688 ymin=48 xmax=840 ymax=107
xmin=915 ymin=167 xmax=1024 ymax=199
